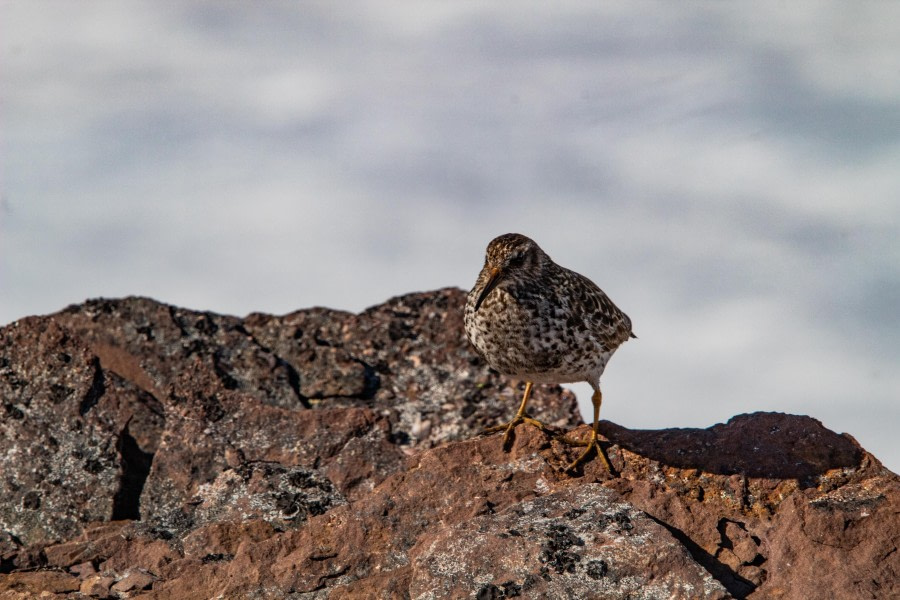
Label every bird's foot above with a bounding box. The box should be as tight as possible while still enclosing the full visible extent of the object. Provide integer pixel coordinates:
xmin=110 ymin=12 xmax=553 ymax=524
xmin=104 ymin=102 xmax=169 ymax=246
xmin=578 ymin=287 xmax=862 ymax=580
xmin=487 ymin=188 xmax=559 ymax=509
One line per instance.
xmin=558 ymin=430 xmax=614 ymax=473
xmin=483 ymin=415 xmax=550 ymax=450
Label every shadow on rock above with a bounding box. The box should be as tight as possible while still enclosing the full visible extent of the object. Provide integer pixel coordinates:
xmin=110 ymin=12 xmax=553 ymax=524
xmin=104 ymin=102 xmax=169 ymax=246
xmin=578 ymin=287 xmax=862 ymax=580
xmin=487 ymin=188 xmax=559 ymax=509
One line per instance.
xmin=599 ymin=412 xmax=863 ymax=481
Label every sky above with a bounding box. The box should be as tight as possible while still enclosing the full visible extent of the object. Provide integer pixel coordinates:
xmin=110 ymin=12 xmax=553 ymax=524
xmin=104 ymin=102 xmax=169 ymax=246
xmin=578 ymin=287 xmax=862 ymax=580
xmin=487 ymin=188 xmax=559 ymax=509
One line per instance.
xmin=2 ymin=2 xmax=898 ymax=471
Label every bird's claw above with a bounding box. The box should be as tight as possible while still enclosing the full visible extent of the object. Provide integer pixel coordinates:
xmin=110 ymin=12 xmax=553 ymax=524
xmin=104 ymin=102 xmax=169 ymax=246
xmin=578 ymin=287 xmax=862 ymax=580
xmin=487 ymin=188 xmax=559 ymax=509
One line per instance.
xmin=560 ymin=431 xmax=614 ymax=473
xmin=483 ymin=414 xmax=550 ymax=450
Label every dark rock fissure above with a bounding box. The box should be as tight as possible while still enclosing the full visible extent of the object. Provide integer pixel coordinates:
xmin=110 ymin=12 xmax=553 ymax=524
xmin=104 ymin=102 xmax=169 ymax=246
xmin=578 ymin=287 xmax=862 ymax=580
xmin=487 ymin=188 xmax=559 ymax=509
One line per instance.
xmin=0 ymin=556 xmax=15 ymax=575
xmin=357 ymin=359 xmax=381 ymax=400
xmin=647 ymin=515 xmax=757 ymax=599
xmin=212 ymin=351 xmax=240 ymax=390
xmin=310 ymin=565 xmax=351 ymax=592
xmin=78 ymin=358 xmax=106 ymax=416
xmin=716 ymin=517 xmax=737 ymax=550
xmin=111 ymin=423 xmax=155 ymax=521
xmin=0 ymin=532 xmax=25 ymax=575
xmin=202 ymin=552 xmax=234 ymax=564
xmin=279 ymin=357 xmax=311 ymax=409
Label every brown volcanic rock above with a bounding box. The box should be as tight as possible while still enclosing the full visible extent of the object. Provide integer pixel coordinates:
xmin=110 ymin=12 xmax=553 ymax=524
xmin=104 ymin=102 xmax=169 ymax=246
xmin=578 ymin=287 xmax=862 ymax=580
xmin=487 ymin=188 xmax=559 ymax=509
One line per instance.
xmin=0 ymin=571 xmax=79 ymax=595
xmin=141 ymin=380 xmax=403 ymax=536
xmin=56 ymin=296 xmax=306 ymax=409
xmin=189 ymin=462 xmax=346 ymax=528
xmin=0 ymin=318 xmax=162 ymax=547
xmin=584 ymin=413 xmax=899 ymax=599
xmin=42 ymin=288 xmax=579 ymax=536
xmin=209 ymin=419 xmax=896 ymax=600
xmin=210 ymin=426 xmax=729 ymax=599
xmin=54 ymin=289 xmax=581 ymax=451
xmin=0 ymin=289 xmax=898 ymax=600
xmin=409 ymin=485 xmax=728 ymax=599
xmin=243 ymin=288 xmax=582 ymax=447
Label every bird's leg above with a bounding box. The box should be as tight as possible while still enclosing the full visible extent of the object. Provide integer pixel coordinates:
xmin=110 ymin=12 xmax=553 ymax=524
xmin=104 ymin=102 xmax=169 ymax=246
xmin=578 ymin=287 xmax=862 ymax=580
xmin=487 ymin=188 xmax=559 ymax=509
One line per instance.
xmin=483 ymin=382 xmax=550 ymax=449
xmin=563 ymin=388 xmax=613 ymax=472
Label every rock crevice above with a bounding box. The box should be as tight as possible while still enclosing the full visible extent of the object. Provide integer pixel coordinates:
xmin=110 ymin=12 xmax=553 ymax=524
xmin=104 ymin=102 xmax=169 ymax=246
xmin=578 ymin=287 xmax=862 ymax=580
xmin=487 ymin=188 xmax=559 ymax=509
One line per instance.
xmin=111 ymin=423 xmax=155 ymax=522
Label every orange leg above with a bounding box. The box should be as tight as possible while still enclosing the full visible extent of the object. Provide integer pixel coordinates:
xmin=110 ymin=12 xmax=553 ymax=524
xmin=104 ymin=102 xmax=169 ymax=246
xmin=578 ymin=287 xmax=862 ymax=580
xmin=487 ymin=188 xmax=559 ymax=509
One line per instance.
xmin=484 ymin=382 xmax=550 ymax=449
xmin=562 ymin=388 xmax=613 ymax=472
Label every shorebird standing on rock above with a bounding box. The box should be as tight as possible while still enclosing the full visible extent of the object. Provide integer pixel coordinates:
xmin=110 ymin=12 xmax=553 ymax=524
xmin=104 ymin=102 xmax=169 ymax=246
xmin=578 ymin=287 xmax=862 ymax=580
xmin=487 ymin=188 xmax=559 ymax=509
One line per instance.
xmin=464 ymin=233 xmax=635 ymax=472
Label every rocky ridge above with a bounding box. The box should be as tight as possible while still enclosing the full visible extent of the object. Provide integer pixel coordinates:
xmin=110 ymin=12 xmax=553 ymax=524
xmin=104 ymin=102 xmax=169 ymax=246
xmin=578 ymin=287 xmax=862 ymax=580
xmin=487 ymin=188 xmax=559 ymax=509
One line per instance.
xmin=0 ymin=288 xmax=896 ymax=599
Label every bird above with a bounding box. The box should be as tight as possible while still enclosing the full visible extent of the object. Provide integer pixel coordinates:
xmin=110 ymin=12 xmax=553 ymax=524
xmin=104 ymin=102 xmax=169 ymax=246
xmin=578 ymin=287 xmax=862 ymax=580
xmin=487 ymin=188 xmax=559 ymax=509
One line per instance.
xmin=464 ymin=233 xmax=635 ymax=472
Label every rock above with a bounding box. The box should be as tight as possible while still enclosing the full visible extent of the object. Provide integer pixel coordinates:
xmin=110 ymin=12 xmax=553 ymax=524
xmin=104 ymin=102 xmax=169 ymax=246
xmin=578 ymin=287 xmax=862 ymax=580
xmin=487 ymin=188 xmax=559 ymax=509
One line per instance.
xmin=57 ymin=296 xmax=305 ymax=410
xmin=44 ymin=539 xmax=94 ymax=569
xmin=0 ymin=319 xmax=161 ymax=546
xmin=142 ymin=396 xmax=403 ymax=538
xmin=409 ymin=485 xmax=729 ymax=599
xmin=0 ymin=289 xmax=897 ymax=599
xmin=190 ymin=463 xmax=346 ymax=527
xmin=588 ymin=412 xmax=896 ymax=599
xmin=243 ymin=288 xmax=582 ymax=447
xmin=101 ymin=536 xmax=180 ymax=575
xmin=761 ymin=477 xmax=899 ymax=598
xmin=80 ymin=574 xmax=115 ymax=597
xmin=0 ymin=571 xmax=79 ymax=594
xmin=181 ymin=520 xmax=277 ymax=561
xmin=110 ymin=568 xmax=156 ymax=592
xmin=253 ymin=426 xmax=566 ymax=596
xmin=69 ymin=560 xmax=97 ymax=578
xmin=35 ymin=289 xmax=577 ymax=541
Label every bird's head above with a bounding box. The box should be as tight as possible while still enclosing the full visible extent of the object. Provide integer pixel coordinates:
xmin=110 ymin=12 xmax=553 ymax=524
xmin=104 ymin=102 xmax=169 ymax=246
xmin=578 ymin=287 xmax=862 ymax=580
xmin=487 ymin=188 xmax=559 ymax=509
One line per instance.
xmin=474 ymin=233 xmax=549 ymax=311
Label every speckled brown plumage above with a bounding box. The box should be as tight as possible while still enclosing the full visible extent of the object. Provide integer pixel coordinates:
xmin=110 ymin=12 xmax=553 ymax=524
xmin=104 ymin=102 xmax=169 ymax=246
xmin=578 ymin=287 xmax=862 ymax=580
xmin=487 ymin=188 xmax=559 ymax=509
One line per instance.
xmin=464 ymin=233 xmax=635 ymax=471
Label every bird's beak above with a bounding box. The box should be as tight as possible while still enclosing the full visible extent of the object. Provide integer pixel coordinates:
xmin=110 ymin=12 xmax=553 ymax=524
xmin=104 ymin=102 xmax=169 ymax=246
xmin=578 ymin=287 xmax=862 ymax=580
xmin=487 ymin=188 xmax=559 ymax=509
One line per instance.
xmin=474 ymin=267 xmax=502 ymax=311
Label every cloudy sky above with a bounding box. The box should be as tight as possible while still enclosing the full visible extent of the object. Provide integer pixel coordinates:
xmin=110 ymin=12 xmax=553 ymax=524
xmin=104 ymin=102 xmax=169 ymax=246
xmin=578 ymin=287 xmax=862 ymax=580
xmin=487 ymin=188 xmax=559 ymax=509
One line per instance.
xmin=2 ymin=2 xmax=898 ymax=471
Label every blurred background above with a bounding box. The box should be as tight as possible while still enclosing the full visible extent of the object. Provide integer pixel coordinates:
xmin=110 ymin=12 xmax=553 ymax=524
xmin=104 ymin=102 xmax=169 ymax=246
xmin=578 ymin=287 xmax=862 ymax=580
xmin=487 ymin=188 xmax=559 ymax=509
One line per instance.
xmin=2 ymin=2 xmax=898 ymax=470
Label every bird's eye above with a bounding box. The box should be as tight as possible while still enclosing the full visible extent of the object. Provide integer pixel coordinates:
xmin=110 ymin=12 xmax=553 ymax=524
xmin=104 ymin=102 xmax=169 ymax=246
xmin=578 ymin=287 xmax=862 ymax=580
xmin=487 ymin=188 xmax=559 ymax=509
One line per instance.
xmin=509 ymin=253 xmax=525 ymax=266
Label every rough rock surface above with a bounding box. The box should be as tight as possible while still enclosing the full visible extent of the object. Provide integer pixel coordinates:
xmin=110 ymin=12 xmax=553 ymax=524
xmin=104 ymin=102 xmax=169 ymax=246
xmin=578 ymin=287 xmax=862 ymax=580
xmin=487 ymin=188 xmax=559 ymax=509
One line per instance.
xmin=0 ymin=288 xmax=897 ymax=599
